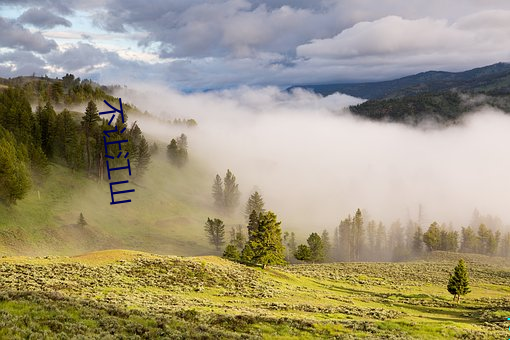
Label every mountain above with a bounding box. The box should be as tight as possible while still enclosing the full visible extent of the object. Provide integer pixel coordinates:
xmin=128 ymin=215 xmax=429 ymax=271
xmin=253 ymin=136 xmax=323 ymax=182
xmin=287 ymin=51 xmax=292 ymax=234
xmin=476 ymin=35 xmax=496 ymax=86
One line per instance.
xmin=289 ymin=62 xmax=510 ymax=100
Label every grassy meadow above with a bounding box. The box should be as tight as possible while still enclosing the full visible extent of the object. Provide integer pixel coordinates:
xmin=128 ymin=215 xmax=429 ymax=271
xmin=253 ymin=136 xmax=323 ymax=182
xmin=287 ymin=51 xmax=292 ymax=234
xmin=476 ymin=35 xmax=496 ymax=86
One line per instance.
xmin=0 ymin=250 xmax=508 ymax=339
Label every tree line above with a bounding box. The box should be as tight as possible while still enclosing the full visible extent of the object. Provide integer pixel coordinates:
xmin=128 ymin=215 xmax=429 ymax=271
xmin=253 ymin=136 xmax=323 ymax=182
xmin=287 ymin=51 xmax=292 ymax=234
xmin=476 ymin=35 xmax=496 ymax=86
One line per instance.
xmin=0 ymin=84 xmax=152 ymax=205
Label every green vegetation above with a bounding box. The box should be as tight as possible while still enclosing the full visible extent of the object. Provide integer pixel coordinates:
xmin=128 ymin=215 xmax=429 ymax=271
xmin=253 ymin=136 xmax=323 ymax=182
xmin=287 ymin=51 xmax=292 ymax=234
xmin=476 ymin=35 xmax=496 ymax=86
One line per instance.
xmin=211 ymin=169 xmax=241 ymax=214
xmin=166 ymin=133 xmax=188 ymax=168
xmin=0 ymin=250 xmax=508 ymax=338
xmin=204 ymin=218 xmax=226 ymax=251
xmin=447 ymin=259 xmax=471 ymax=303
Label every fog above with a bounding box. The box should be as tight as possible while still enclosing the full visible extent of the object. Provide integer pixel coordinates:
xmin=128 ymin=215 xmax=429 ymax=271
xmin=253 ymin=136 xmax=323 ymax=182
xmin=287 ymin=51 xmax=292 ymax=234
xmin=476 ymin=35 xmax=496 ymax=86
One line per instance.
xmin=117 ymin=85 xmax=510 ymax=231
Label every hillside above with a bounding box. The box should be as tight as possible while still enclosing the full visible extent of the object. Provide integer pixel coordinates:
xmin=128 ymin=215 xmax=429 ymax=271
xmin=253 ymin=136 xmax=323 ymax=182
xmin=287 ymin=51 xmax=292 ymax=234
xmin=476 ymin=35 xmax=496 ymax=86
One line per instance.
xmin=290 ymin=62 xmax=510 ymax=100
xmin=290 ymin=63 xmax=510 ymax=124
xmin=0 ymin=152 xmax=222 ymax=256
xmin=0 ymin=249 xmax=508 ymax=338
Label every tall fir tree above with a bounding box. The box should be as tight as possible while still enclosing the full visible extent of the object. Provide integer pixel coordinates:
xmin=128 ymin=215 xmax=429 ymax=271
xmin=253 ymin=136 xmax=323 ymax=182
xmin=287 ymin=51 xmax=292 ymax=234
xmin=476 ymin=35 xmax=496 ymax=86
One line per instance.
xmin=321 ymin=229 xmax=331 ymax=262
xmin=352 ymin=209 xmax=364 ymax=261
xmin=212 ymin=174 xmax=224 ymax=210
xmin=307 ymin=232 xmax=325 ymax=263
xmin=244 ymin=211 xmax=286 ymax=268
xmin=447 ymin=259 xmax=471 ymax=303
xmin=81 ymin=101 xmax=99 ymax=173
xmin=134 ymin=135 xmax=151 ymax=178
xmin=223 ymin=169 xmax=240 ymax=214
xmin=204 ymin=218 xmax=225 ymax=251
xmin=244 ymin=191 xmax=265 ymax=221
xmin=0 ymin=130 xmax=31 ymax=205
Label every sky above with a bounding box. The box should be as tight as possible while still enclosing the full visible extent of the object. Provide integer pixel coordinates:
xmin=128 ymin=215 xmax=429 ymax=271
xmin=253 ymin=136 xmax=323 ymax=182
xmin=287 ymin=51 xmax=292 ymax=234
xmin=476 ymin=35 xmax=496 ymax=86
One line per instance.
xmin=1 ymin=0 xmax=510 ymax=90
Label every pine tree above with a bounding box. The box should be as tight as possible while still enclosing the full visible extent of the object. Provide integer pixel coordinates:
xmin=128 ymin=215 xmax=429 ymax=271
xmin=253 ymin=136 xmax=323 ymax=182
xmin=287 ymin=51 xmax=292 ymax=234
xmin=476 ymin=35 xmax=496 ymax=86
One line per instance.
xmin=0 ymin=131 xmax=31 ymax=205
xmin=321 ymin=230 xmax=331 ymax=262
xmin=81 ymin=101 xmax=99 ymax=173
xmin=223 ymin=244 xmax=240 ymax=262
xmin=352 ymin=209 xmax=364 ymax=261
xmin=245 ymin=191 xmax=265 ymax=220
xmin=212 ymin=174 xmax=224 ymax=210
xmin=447 ymin=259 xmax=471 ymax=303
xmin=240 ymin=243 xmax=255 ymax=264
xmin=204 ymin=218 xmax=225 ymax=251
xmin=423 ymin=222 xmax=441 ymax=251
xmin=134 ymin=136 xmax=151 ymax=178
xmin=229 ymin=225 xmax=246 ymax=251
xmin=307 ymin=232 xmax=325 ymax=263
xmin=78 ymin=213 xmax=87 ymax=226
xmin=412 ymin=226 xmax=423 ymax=254
xmin=283 ymin=231 xmax=297 ymax=262
xmin=460 ymin=226 xmax=478 ymax=253
xmin=223 ymin=169 xmax=240 ymax=214
xmin=245 ymin=211 xmax=286 ymax=268
xmin=294 ymin=244 xmax=312 ymax=262
xmin=338 ymin=216 xmax=352 ymax=261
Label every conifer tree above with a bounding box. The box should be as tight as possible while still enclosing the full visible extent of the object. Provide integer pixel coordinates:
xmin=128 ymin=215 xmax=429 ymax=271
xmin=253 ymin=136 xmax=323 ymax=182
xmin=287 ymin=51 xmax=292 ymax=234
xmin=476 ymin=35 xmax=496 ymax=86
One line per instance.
xmin=245 ymin=191 xmax=265 ymax=220
xmin=223 ymin=169 xmax=240 ymax=214
xmin=204 ymin=218 xmax=225 ymax=251
xmin=307 ymin=232 xmax=325 ymax=263
xmin=412 ymin=226 xmax=423 ymax=254
xmin=423 ymin=222 xmax=441 ymax=251
xmin=212 ymin=174 xmax=224 ymax=210
xmin=78 ymin=213 xmax=87 ymax=226
xmin=447 ymin=259 xmax=471 ymax=303
xmin=223 ymin=244 xmax=240 ymax=262
xmin=0 ymin=131 xmax=31 ymax=205
xmin=352 ymin=209 xmax=364 ymax=261
xmin=81 ymin=101 xmax=99 ymax=173
xmin=134 ymin=136 xmax=151 ymax=178
xmin=294 ymin=244 xmax=312 ymax=262
xmin=244 ymin=211 xmax=285 ymax=268
xmin=321 ymin=229 xmax=331 ymax=261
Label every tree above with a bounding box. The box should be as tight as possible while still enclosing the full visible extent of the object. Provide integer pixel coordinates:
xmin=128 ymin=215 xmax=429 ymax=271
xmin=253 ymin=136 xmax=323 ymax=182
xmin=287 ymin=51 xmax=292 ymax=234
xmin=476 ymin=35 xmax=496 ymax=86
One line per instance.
xmin=134 ymin=136 xmax=151 ymax=178
xmin=352 ymin=209 xmax=364 ymax=261
xmin=412 ymin=226 xmax=423 ymax=254
xmin=229 ymin=225 xmax=246 ymax=251
xmin=240 ymin=243 xmax=255 ymax=264
xmin=283 ymin=231 xmax=297 ymax=262
xmin=321 ymin=229 xmax=331 ymax=261
xmin=204 ymin=218 xmax=225 ymax=251
xmin=294 ymin=244 xmax=311 ymax=262
xmin=166 ymin=134 xmax=188 ymax=167
xmin=307 ymin=232 xmax=325 ymax=263
xmin=447 ymin=259 xmax=471 ymax=303
xmin=81 ymin=101 xmax=99 ymax=173
xmin=223 ymin=169 xmax=240 ymax=214
xmin=338 ymin=216 xmax=352 ymax=261
xmin=244 ymin=211 xmax=286 ymax=268
xmin=423 ymin=222 xmax=441 ymax=251
xmin=247 ymin=210 xmax=259 ymax=241
xmin=78 ymin=213 xmax=87 ymax=226
xmin=245 ymin=191 xmax=265 ymax=220
xmin=460 ymin=226 xmax=478 ymax=253
xmin=223 ymin=244 xmax=240 ymax=262
xmin=0 ymin=131 xmax=31 ymax=205
xmin=212 ymin=174 xmax=224 ymax=211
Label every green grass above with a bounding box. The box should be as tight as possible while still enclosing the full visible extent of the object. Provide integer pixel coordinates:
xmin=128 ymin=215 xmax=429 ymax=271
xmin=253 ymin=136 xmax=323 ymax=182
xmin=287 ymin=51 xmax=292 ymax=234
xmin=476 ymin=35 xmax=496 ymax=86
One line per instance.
xmin=0 ymin=250 xmax=508 ymax=338
xmin=0 ymin=154 xmax=230 ymax=256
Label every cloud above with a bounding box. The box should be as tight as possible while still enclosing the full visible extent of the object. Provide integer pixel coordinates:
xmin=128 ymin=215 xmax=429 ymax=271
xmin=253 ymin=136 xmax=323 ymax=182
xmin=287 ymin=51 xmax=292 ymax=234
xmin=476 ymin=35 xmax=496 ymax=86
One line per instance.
xmin=0 ymin=16 xmax=57 ymax=53
xmin=18 ymin=7 xmax=72 ymax=29
xmin=119 ymin=85 xmax=510 ymax=231
xmin=0 ymin=50 xmax=46 ymax=76
xmin=46 ymin=42 xmax=109 ymax=72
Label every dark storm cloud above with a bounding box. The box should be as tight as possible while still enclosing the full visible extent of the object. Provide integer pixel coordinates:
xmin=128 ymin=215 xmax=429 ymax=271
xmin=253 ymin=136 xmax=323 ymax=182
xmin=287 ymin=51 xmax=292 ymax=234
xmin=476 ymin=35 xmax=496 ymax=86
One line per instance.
xmin=0 ymin=0 xmax=73 ymax=15
xmin=0 ymin=16 xmax=57 ymax=53
xmin=18 ymin=7 xmax=72 ymax=29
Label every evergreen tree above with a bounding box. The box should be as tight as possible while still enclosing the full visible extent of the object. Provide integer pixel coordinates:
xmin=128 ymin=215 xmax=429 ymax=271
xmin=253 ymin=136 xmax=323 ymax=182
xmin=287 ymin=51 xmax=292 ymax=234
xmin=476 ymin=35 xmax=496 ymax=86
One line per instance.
xmin=423 ymin=222 xmax=441 ymax=251
xmin=283 ymin=231 xmax=297 ymax=262
xmin=36 ymin=102 xmax=57 ymax=158
xmin=223 ymin=169 xmax=240 ymax=214
xmin=460 ymin=226 xmax=478 ymax=253
xmin=0 ymin=131 xmax=31 ymax=205
xmin=294 ymin=244 xmax=312 ymax=262
xmin=240 ymin=243 xmax=255 ymax=264
xmin=244 ymin=191 xmax=265 ymax=220
xmin=500 ymin=232 xmax=510 ymax=258
xmin=223 ymin=244 xmax=240 ymax=262
xmin=81 ymin=101 xmax=99 ymax=173
xmin=307 ymin=232 xmax=325 ymax=263
xmin=352 ymin=209 xmax=364 ymax=261
xmin=245 ymin=211 xmax=286 ymax=268
xmin=375 ymin=222 xmax=387 ymax=258
xmin=447 ymin=259 xmax=471 ymax=303
xmin=321 ymin=230 xmax=331 ymax=262
xmin=338 ymin=216 xmax=352 ymax=261
xmin=166 ymin=134 xmax=188 ymax=167
xmin=78 ymin=213 xmax=87 ymax=226
xmin=212 ymin=174 xmax=224 ymax=211
xmin=247 ymin=210 xmax=259 ymax=241
xmin=134 ymin=136 xmax=151 ymax=178
xmin=366 ymin=220 xmax=377 ymax=259
xmin=204 ymin=218 xmax=225 ymax=251
xmin=412 ymin=226 xmax=423 ymax=254
xmin=229 ymin=225 xmax=246 ymax=251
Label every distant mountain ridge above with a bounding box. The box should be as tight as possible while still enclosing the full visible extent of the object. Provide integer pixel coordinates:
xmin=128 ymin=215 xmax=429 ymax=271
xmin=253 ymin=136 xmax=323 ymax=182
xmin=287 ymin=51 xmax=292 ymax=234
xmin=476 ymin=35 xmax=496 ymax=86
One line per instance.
xmin=289 ymin=62 xmax=510 ymax=100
